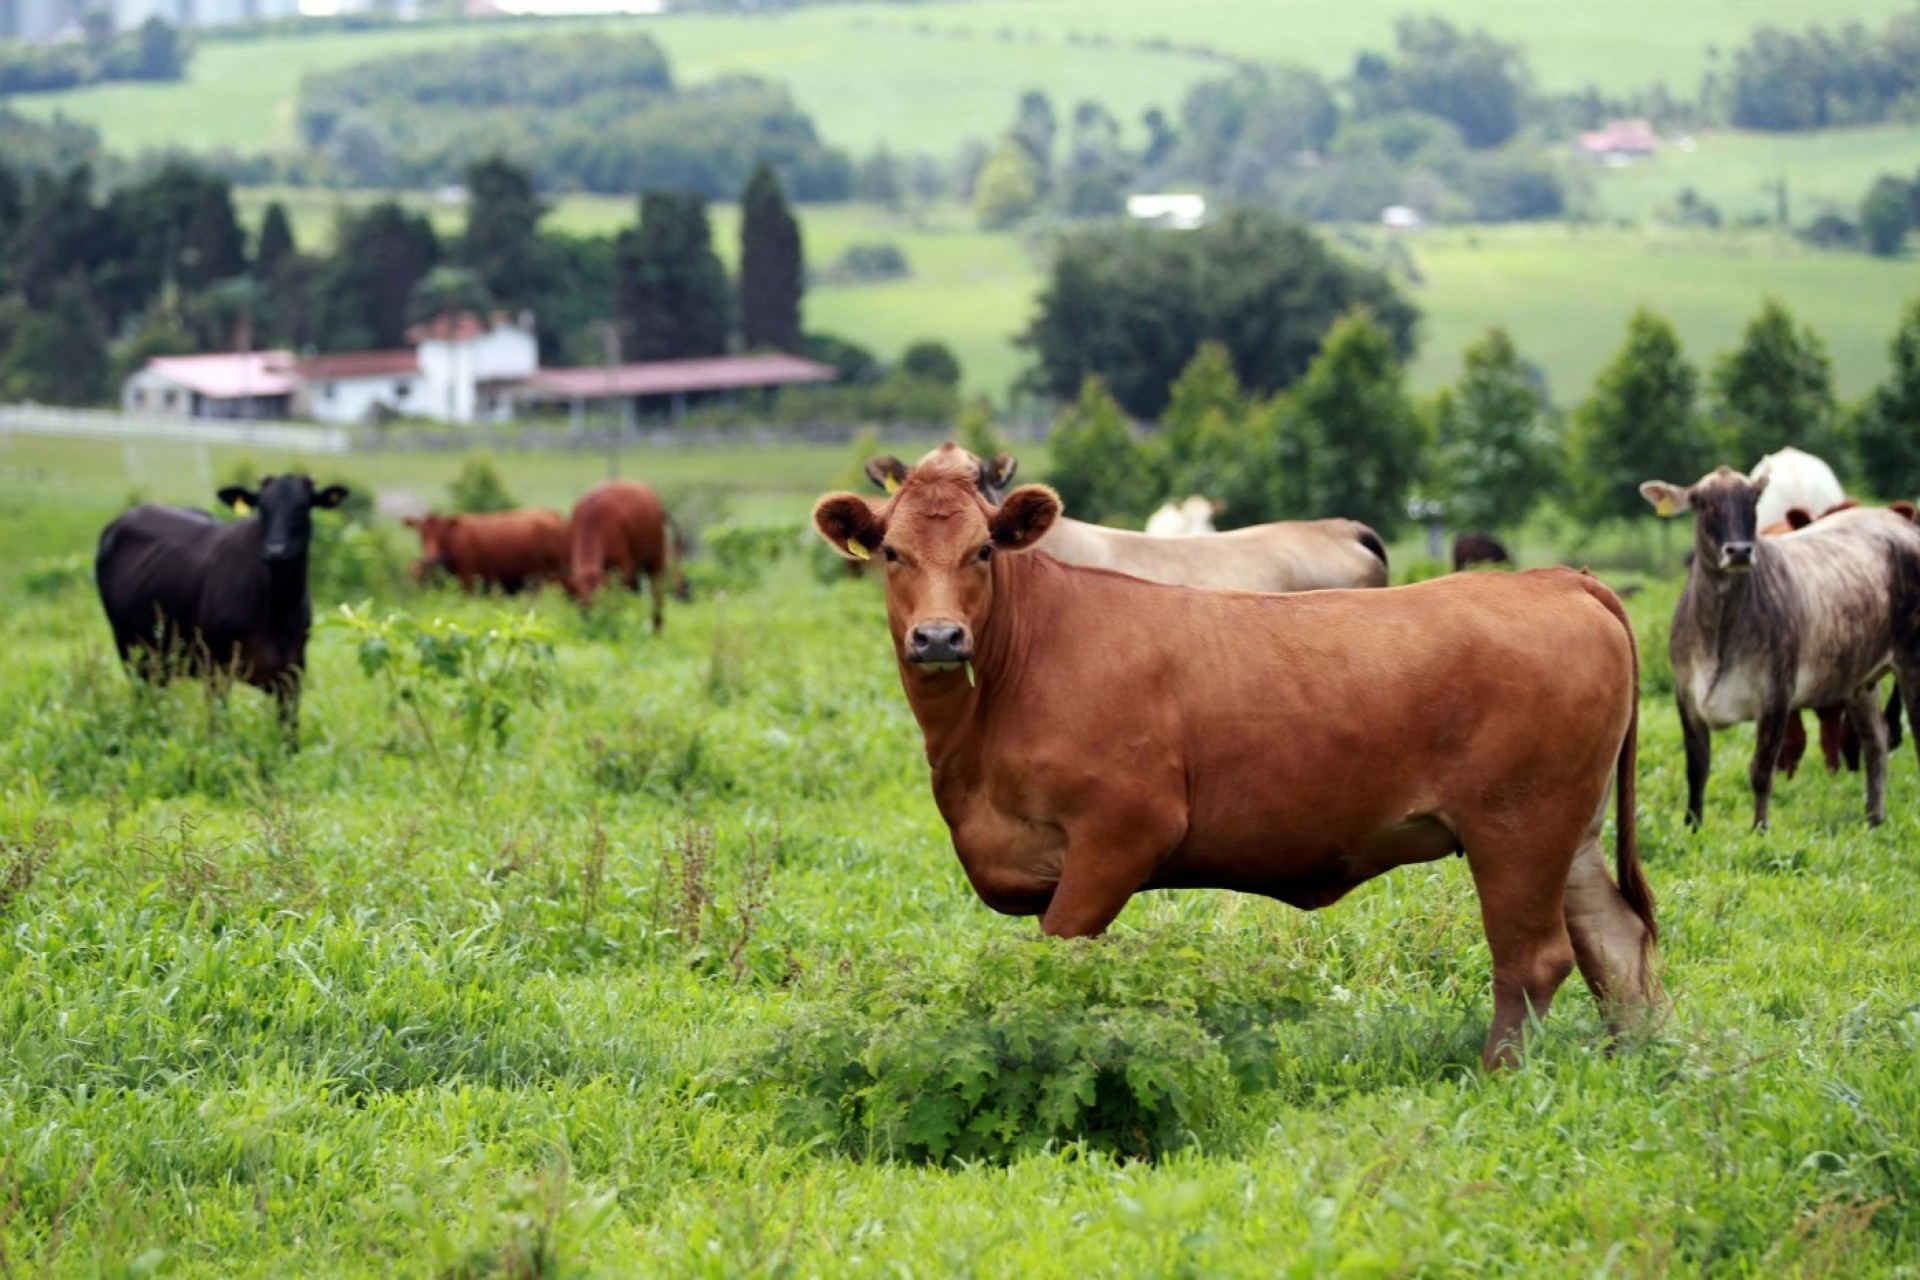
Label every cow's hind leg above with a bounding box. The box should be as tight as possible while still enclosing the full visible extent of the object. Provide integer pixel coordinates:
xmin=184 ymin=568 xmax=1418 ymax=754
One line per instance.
xmin=1844 ymin=683 xmax=1890 ymax=826
xmin=1462 ymin=819 xmax=1582 ymax=1069
xmin=1563 ymin=787 xmax=1656 ymax=1038
xmin=647 ymin=565 xmax=665 ymax=632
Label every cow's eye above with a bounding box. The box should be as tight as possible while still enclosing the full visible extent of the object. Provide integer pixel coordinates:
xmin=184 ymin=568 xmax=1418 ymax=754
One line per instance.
xmin=881 ymin=545 xmax=898 ymax=563
xmin=977 ymin=543 xmax=994 ymax=562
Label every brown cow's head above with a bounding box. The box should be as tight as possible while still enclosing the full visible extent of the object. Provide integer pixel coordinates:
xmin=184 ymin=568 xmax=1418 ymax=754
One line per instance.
xmin=403 ymin=512 xmax=459 ymax=582
xmin=1641 ymin=466 xmax=1769 ymax=573
xmin=818 ymin=443 xmax=1059 ymax=676
xmin=218 ymin=473 xmax=348 ymax=566
xmin=866 ymin=447 xmax=1018 ymax=505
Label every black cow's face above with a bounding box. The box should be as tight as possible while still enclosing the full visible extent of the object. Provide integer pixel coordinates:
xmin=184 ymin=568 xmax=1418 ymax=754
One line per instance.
xmin=217 ymin=474 xmax=350 ymax=565
xmin=1641 ymin=467 xmax=1768 ymax=574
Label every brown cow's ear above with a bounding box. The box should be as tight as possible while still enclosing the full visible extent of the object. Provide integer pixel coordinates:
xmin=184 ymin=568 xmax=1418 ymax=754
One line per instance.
xmin=864 ymin=456 xmax=909 ymax=495
xmin=315 ymin=485 xmax=350 ymax=510
xmin=1893 ymin=501 xmax=1917 ymax=522
xmin=1639 ymin=481 xmax=1691 ymax=516
xmin=990 ymin=485 xmax=1061 ymax=550
xmin=987 ymin=453 xmax=1018 ymax=488
xmin=814 ymin=492 xmax=886 ymax=561
xmin=1786 ymin=507 xmax=1814 ymax=530
xmin=217 ymin=485 xmax=260 ymax=512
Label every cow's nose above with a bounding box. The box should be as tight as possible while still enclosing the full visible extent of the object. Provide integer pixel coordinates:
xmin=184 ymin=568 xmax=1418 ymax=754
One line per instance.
xmin=263 ymin=542 xmax=293 ymax=562
xmin=907 ymin=620 xmax=972 ymax=666
xmin=1723 ymin=541 xmax=1754 ymax=566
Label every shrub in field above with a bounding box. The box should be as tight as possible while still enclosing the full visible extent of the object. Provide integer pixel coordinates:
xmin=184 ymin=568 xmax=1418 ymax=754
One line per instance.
xmin=331 ymin=604 xmax=556 ymax=788
xmin=447 ymin=455 xmax=520 ymax=514
xmin=728 ymin=934 xmax=1314 ymax=1163
xmin=698 ymin=520 xmax=799 ymax=592
xmin=19 ymin=552 xmax=92 ymax=598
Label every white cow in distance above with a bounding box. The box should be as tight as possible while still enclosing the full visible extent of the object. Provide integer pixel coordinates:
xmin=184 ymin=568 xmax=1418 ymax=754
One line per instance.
xmin=1145 ymin=495 xmax=1223 ymax=536
xmin=1751 ymin=447 xmax=1844 ymax=533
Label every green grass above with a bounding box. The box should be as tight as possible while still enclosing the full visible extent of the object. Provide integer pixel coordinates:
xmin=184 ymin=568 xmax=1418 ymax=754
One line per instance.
xmin=1588 ymin=124 xmax=1920 ymax=225
xmin=14 ymin=0 xmax=1919 ymax=161
xmin=3 ymin=442 xmax=1919 ymax=1274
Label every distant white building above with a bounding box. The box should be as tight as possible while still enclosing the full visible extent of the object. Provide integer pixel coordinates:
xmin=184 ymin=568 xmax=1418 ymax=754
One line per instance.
xmin=1126 ymin=193 xmax=1206 ymax=230
xmin=121 ymin=310 xmax=838 ymax=427
xmin=1380 ymin=205 xmax=1426 ymax=230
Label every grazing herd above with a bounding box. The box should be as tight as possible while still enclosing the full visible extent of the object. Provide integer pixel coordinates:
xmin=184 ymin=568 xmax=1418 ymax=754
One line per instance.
xmin=86 ymin=435 xmax=1917 ymax=1067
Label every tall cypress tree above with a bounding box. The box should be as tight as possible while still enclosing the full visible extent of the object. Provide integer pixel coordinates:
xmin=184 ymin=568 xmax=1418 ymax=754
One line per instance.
xmin=1854 ymin=298 xmax=1920 ymax=500
xmin=0 ymin=275 xmax=109 ymax=405
xmin=1567 ymin=307 xmax=1712 ymax=523
xmin=615 ymin=190 xmax=729 ymax=362
xmin=462 ymin=154 xmax=545 ymax=309
xmin=255 ymin=200 xmax=295 ymax=279
xmin=738 ymin=162 xmax=803 ymax=353
xmin=1710 ymin=297 xmax=1839 ymax=465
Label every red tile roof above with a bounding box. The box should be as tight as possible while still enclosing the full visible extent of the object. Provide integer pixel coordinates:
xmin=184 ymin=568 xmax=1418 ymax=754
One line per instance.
xmin=300 ymin=350 xmax=420 ymax=380
xmin=525 ymin=354 xmax=838 ymax=399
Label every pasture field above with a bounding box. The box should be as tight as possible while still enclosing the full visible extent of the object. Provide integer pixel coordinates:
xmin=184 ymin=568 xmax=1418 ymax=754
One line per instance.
xmin=3 ymin=440 xmax=1920 ymax=1275
xmin=13 ymin=0 xmax=1919 ymax=160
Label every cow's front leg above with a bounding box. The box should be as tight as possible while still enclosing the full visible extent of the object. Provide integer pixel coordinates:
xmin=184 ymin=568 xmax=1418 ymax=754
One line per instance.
xmin=1748 ymin=704 xmax=1791 ymax=831
xmin=1680 ymin=701 xmax=1712 ymax=828
xmin=1039 ymin=812 xmax=1179 ymax=938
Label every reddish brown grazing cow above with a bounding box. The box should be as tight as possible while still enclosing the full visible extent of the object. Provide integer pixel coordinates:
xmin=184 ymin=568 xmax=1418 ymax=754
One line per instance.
xmin=815 ymin=444 xmax=1657 ymax=1069
xmin=405 ymin=509 xmax=569 ymax=594
xmin=565 ymin=479 xmax=680 ymax=630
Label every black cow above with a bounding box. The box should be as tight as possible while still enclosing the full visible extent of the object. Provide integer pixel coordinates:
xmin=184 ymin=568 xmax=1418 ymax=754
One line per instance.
xmin=95 ymin=474 xmax=349 ymax=742
xmin=1452 ymin=532 xmax=1514 ymax=572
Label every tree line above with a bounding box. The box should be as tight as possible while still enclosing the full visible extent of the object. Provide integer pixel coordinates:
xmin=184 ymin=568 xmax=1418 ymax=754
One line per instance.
xmin=0 ymin=150 xmax=961 ymax=421
xmin=284 ymin=32 xmax=850 ymax=200
xmin=1034 ymin=215 xmax=1920 ymax=540
xmin=0 ymin=14 xmax=187 ymax=94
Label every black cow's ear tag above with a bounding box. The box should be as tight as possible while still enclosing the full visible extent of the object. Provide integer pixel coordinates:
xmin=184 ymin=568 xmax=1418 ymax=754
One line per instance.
xmin=232 ymin=497 xmax=252 ymax=515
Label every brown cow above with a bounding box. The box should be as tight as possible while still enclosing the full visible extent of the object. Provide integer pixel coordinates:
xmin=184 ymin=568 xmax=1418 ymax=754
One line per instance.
xmin=404 ymin=508 xmax=569 ymax=594
xmin=815 ymin=444 xmax=1657 ymax=1069
xmin=1641 ymin=469 xmax=1920 ymax=828
xmin=1453 ymin=532 xmax=1514 ymax=572
xmin=867 ymin=452 xmax=1387 ymax=593
xmin=565 ymin=479 xmax=680 ymax=630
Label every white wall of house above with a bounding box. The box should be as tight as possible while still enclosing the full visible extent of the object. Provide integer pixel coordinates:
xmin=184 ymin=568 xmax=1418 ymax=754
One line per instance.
xmin=122 ymin=369 xmax=193 ymax=416
xmin=416 ymin=321 xmax=537 ymax=425
xmin=303 ymin=374 xmax=424 ymax=425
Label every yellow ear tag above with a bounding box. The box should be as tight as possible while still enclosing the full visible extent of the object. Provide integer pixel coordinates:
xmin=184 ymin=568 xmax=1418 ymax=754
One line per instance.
xmin=883 ymin=476 xmax=902 ymax=495
xmin=1655 ymin=495 xmax=1675 ymax=517
xmin=233 ymin=498 xmax=252 ymax=516
xmin=847 ymin=540 xmax=870 ymax=561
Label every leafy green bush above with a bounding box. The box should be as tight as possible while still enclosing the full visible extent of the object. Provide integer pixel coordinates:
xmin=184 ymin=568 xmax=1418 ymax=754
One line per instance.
xmin=698 ymin=520 xmax=799 ymax=592
xmin=446 ymin=455 xmax=519 ymax=514
xmin=330 ymin=604 xmax=555 ymax=789
xmin=20 ymin=552 xmax=93 ymax=598
xmin=726 ymin=934 xmax=1313 ymax=1164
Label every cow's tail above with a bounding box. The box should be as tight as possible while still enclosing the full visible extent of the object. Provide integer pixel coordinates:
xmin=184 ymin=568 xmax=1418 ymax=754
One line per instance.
xmin=665 ymin=511 xmax=692 ymax=601
xmin=1576 ymin=572 xmax=1657 ymax=945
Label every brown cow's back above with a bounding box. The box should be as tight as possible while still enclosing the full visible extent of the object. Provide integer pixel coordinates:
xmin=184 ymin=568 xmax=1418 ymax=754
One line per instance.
xmin=1038 ymin=516 xmax=1387 ymax=592
xmin=420 ymin=508 xmax=570 ymax=593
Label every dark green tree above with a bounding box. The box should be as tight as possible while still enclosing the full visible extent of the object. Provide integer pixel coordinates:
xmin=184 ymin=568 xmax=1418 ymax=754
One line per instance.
xmin=1280 ymin=309 xmax=1425 ymax=534
xmin=133 ymin=16 xmax=186 ymax=80
xmin=614 ymin=190 xmax=729 ymax=361
xmin=1059 ymin=100 xmax=1130 ymax=217
xmin=1861 ymin=175 xmax=1911 ymax=256
xmin=739 ymin=163 xmax=803 ymax=354
xmin=93 ymin=162 xmax=246 ymax=325
xmin=1020 ymin=207 xmax=1417 ymax=418
xmin=408 ymin=266 xmax=495 ymax=324
xmin=1350 ymin=16 xmax=1528 ymax=148
xmin=899 ymin=339 xmax=961 ymax=387
xmin=1430 ymin=327 xmax=1558 ymax=533
xmin=1010 ymin=90 xmax=1058 ymax=184
xmin=8 ymin=165 xmax=99 ymax=306
xmin=461 ymin=154 xmax=546 ymax=308
xmin=1710 ymin=297 xmax=1838 ymax=464
xmin=1567 ymin=308 xmax=1712 ymax=522
xmin=0 ymin=275 xmax=108 ymax=404
xmin=1044 ymin=376 xmax=1153 ymax=525
xmin=254 ymin=200 xmax=295 ymax=278
xmin=311 ymin=201 xmax=440 ymax=351
xmin=1853 ymin=297 xmax=1920 ymax=499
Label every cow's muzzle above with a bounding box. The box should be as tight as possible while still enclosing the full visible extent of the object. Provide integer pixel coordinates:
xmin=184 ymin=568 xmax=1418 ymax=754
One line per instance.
xmin=263 ymin=542 xmax=296 ymax=564
xmin=1719 ymin=541 xmax=1755 ymax=571
xmin=907 ymin=619 xmax=972 ymax=670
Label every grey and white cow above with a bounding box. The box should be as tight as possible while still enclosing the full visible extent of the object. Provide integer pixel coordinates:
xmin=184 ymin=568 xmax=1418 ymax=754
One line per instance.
xmin=1642 ymin=466 xmax=1920 ymax=829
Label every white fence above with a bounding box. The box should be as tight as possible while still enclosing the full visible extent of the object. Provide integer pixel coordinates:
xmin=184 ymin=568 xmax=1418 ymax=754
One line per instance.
xmin=0 ymin=405 xmax=353 ymax=455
